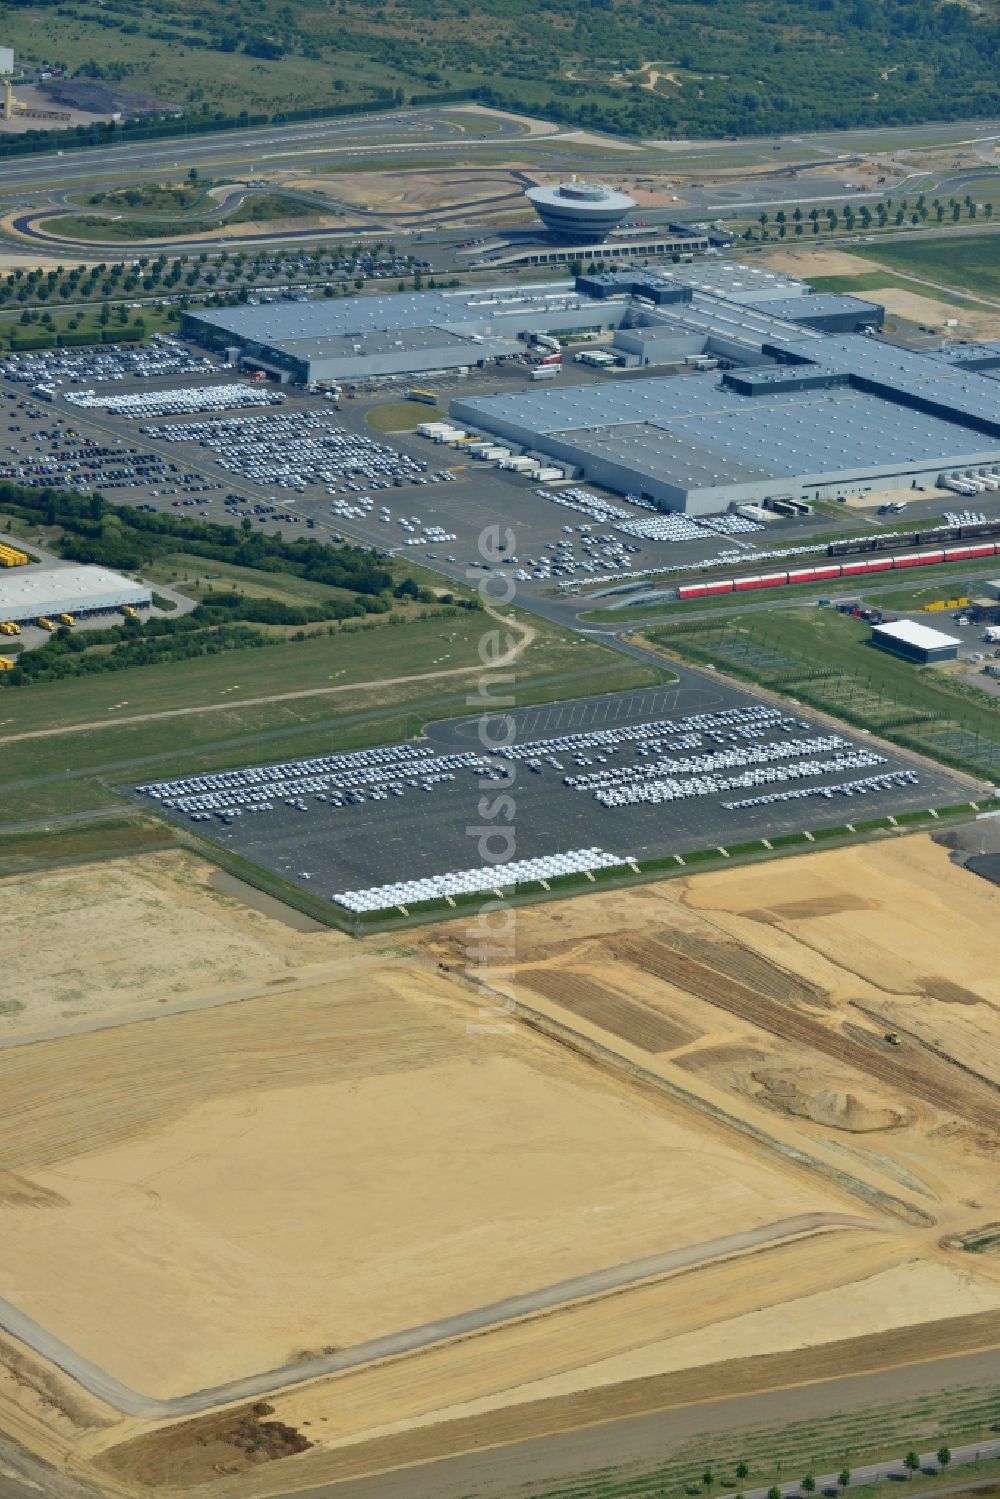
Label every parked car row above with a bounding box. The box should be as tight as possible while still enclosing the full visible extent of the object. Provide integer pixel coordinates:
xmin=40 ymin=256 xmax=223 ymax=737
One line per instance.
xmin=594 ymin=750 xmax=889 ymax=808
xmin=723 ymin=768 xmax=919 ymax=811
xmin=0 ymin=336 xmax=214 ymax=387
xmin=69 ymin=383 xmax=285 ymax=417
xmin=333 ymin=847 xmax=628 ymax=914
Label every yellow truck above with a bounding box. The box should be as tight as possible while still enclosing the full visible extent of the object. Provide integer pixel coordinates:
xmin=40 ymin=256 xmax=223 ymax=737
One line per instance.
xmin=0 ymin=620 xmax=20 ymax=636
xmin=0 ymin=656 xmax=15 ymax=671
xmin=121 ymin=604 xmax=138 ymax=620
xmin=0 ymin=542 xmax=28 ymax=568
xmin=37 ymin=616 xmax=56 ymax=632
xmin=59 ymin=613 xmax=76 ymax=626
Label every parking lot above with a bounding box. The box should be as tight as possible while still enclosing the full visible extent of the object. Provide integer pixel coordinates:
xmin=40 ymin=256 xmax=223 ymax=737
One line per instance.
xmin=130 ymin=682 xmax=965 ymax=913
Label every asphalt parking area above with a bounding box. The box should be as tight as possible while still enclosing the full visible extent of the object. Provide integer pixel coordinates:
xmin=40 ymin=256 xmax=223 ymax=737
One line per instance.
xmin=131 ymin=681 xmax=966 ymax=909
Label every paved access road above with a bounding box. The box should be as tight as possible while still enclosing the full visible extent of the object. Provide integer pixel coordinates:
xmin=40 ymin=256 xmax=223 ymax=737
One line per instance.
xmin=0 ymin=1216 xmax=866 ymax=1421
xmin=0 ymin=106 xmax=533 ymax=197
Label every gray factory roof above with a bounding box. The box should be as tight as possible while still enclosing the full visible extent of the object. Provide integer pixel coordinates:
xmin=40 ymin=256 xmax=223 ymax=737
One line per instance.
xmin=931 ymin=341 xmax=1000 ymax=380
xmin=795 ymin=334 xmax=1000 ymax=433
xmin=188 ymin=282 xmax=591 ymax=346
xmin=662 ymin=262 xmax=806 ymax=303
xmin=747 ymin=293 xmax=882 ymax=323
xmin=0 ymin=564 xmax=151 ymax=621
xmin=270 ymin=325 xmax=483 ymax=361
xmin=458 ymin=376 xmax=738 ymax=434
xmin=566 ymin=422 xmax=780 ymax=489
xmin=457 ymin=365 xmax=1000 ymax=491
xmin=660 ymin=390 xmax=996 ymax=477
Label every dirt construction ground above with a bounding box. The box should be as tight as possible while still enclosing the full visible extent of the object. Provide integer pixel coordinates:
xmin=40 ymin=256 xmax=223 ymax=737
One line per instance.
xmin=1 ymin=834 xmax=999 ymax=1498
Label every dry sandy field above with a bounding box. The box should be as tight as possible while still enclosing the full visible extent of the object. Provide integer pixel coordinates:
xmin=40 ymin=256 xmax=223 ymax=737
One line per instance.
xmin=752 ymin=246 xmax=1000 ymax=337
xmin=1 ymin=836 xmax=999 ymax=1497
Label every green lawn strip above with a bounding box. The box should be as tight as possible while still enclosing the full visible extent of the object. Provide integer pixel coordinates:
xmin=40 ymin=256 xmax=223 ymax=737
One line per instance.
xmin=0 ymin=815 xmax=177 ymax=878
xmin=769 ymin=831 xmax=812 ymax=846
xmin=366 ymin=402 xmax=435 ymax=433
xmin=810 ymin=823 xmax=854 ymax=840
xmin=843 ymin=234 xmax=1000 ymax=300
xmin=677 ymin=847 xmax=724 ymax=864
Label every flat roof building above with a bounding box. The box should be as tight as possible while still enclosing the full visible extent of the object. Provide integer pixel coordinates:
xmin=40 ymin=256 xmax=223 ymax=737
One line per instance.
xmin=871 ymin=619 xmax=961 ymax=663
xmin=0 ymin=564 xmax=151 ymax=623
xmin=183 ymin=283 xmax=631 ymax=386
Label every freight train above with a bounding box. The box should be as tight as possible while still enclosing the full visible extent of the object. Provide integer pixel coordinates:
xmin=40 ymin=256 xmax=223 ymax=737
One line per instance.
xmin=676 ymin=539 xmax=1000 ymax=601
xmin=828 ymin=519 xmax=1000 ymax=557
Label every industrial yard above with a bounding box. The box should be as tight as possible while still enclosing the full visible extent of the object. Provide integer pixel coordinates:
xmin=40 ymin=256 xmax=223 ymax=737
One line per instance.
xmin=1 ymin=831 xmax=1000 ymax=1497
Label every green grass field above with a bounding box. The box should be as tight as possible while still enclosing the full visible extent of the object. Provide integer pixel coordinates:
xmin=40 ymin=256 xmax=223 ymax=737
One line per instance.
xmin=805 ymin=268 xmax=995 ymax=309
xmin=366 ymin=402 xmax=433 ymax=433
xmin=42 ymin=194 xmax=313 ymax=244
xmin=845 ymin=234 xmax=1000 ymax=299
xmin=642 ymin=606 xmax=1000 ymax=781
xmin=0 ymin=610 xmax=665 ymax=827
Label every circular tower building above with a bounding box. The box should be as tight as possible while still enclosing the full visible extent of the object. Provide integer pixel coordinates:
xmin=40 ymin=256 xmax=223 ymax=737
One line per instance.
xmin=525 ymin=177 xmax=637 ymax=243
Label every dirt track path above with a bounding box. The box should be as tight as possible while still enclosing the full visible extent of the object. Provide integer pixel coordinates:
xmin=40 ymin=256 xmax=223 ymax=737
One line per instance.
xmin=0 ymin=1215 xmax=868 ymax=1419
xmin=0 ymin=606 xmax=536 ymax=747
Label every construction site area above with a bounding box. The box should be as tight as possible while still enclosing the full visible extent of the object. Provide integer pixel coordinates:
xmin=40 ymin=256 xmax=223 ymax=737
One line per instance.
xmin=1 ymin=829 xmax=999 ymax=1498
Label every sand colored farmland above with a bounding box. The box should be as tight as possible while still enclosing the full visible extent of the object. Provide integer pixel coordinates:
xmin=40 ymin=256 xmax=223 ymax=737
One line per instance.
xmin=2 ymin=834 xmax=1000 ymax=1498
xmin=0 ymin=851 xmax=346 ymax=1038
xmin=0 ymin=962 xmax=832 ymax=1397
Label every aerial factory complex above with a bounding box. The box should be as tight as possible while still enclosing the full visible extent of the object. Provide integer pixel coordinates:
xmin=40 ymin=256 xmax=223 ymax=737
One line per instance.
xmin=3 ymin=82 xmax=1000 ymax=1499
xmin=184 ymin=261 xmax=1000 ymax=516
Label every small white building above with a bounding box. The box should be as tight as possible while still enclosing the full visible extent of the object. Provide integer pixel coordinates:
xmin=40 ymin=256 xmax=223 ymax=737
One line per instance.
xmin=871 ymin=618 xmax=961 ymax=664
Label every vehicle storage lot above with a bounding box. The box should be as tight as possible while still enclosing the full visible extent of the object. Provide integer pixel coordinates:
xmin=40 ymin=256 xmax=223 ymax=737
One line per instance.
xmin=131 ymin=682 xmax=964 ymax=908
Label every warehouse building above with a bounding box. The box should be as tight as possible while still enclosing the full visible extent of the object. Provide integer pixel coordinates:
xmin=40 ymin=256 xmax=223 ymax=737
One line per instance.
xmin=183 ymin=265 xmax=880 ymax=389
xmin=871 ymin=619 xmax=961 ymax=664
xmin=451 ymin=294 xmax=1000 ymax=515
xmin=0 ymin=565 xmax=151 ymax=624
xmin=183 ymin=284 xmax=633 ymax=386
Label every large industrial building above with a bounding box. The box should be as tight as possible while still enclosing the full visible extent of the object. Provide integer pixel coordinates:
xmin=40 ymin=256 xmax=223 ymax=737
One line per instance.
xmin=448 ymin=267 xmax=1000 ymax=516
xmin=184 ymin=283 xmax=631 ymax=385
xmin=185 ymin=261 xmax=1000 ymax=518
xmin=0 ymin=565 xmax=151 ymax=624
xmin=182 ymin=262 xmax=874 ymax=387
